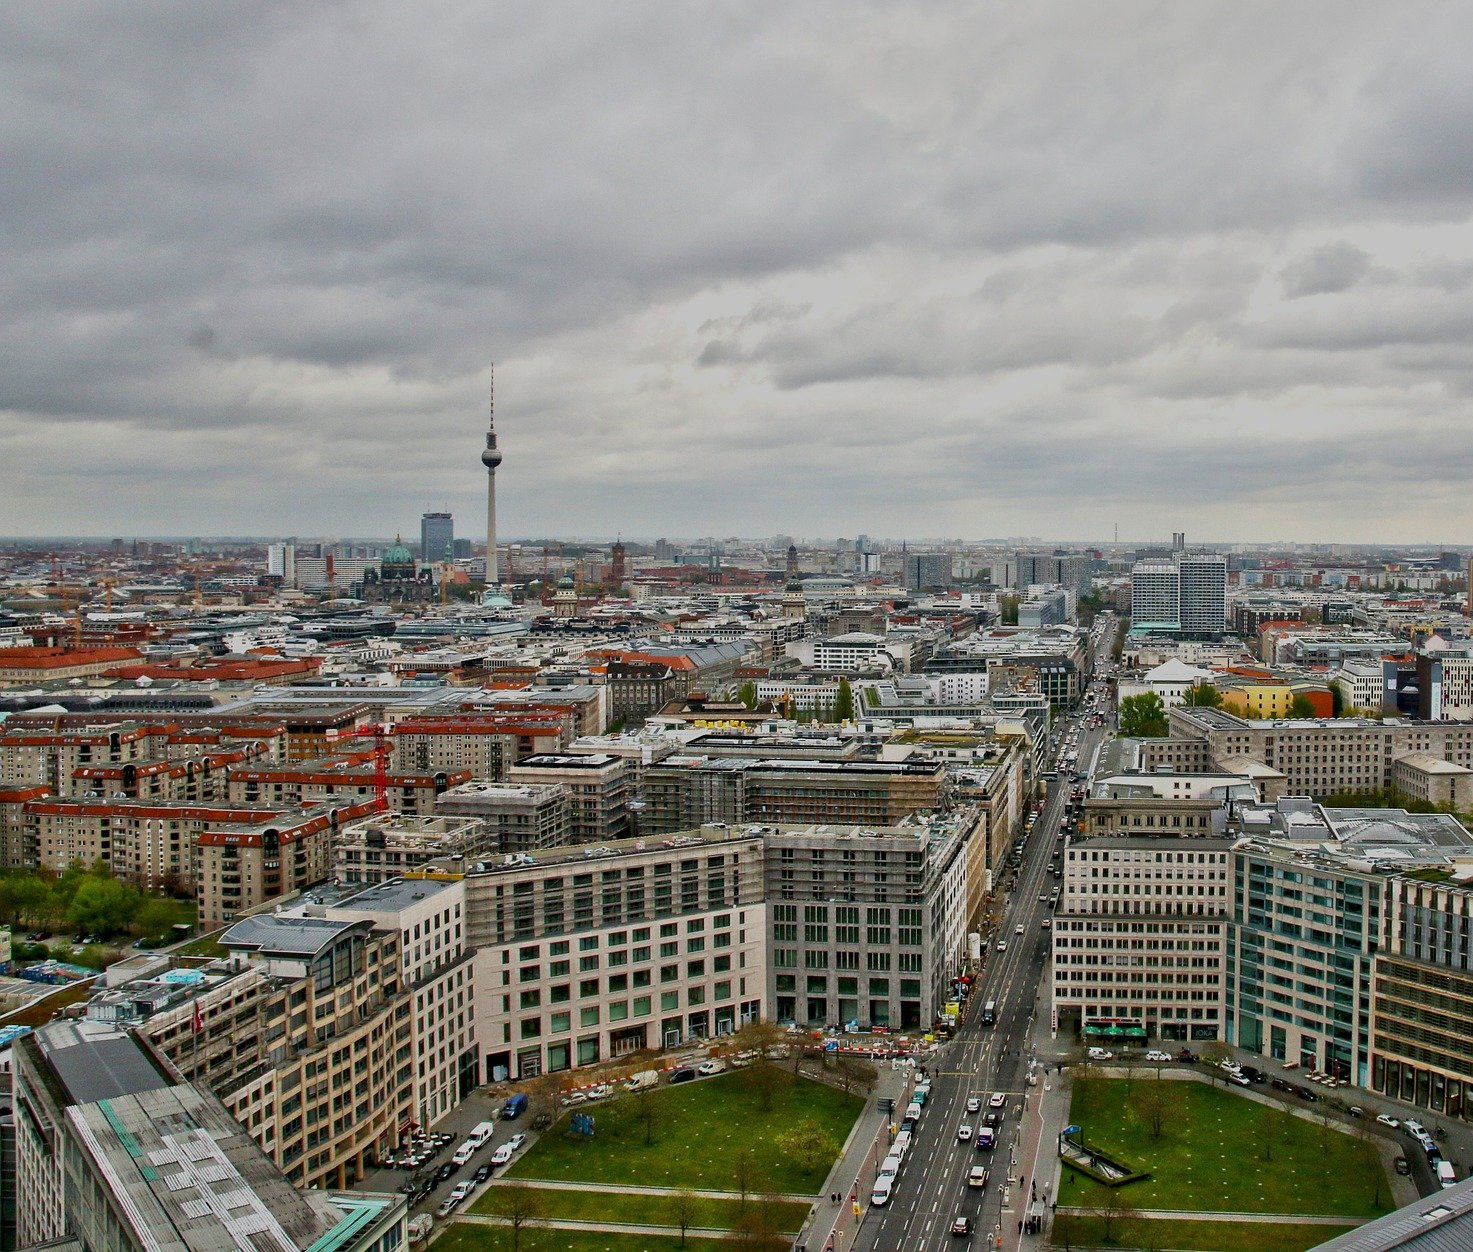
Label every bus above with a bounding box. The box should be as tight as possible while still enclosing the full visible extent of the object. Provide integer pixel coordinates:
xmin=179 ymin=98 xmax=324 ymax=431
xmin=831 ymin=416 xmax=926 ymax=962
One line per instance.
xmin=980 ymin=1001 xmax=997 ymax=1027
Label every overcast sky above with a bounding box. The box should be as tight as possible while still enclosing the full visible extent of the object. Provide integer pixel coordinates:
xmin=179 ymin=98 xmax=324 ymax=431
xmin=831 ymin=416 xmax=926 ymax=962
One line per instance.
xmin=4 ymin=2 xmax=1473 ymax=546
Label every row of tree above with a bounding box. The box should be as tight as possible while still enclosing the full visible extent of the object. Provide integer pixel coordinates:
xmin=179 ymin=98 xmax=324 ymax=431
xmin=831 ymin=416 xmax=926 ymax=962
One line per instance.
xmin=735 ymin=678 xmax=856 ymax=723
xmin=1117 ymin=684 xmax=1324 ymax=739
xmin=0 ymin=865 xmax=191 ymax=944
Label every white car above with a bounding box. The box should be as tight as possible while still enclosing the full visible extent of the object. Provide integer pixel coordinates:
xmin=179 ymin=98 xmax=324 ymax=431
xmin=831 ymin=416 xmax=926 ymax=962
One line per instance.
xmin=1377 ymin=1114 xmax=1401 ymax=1129
xmin=957 ymin=1124 xmax=973 ymax=1142
xmin=995 ymin=941 xmax=1008 ymax=952
xmin=1087 ymin=1048 xmax=1114 ymax=1061
xmin=965 ymin=1096 xmax=981 ymax=1113
xmin=449 ymin=1182 xmax=472 ymax=1203
xmin=585 ymin=1083 xmax=613 ymax=1100
xmin=697 ymin=1059 xmax=727 ymax=1076
xmin=1404 ymin=1119 xmax=1426 ymax=1136
xmin=490 ymin=1134 xmax=526 ymax=1166
xmin=1145 ymin=1050 xmax=1172 ymax=1062
xmin=1014 ymin=924 xmax=1025 ymax=935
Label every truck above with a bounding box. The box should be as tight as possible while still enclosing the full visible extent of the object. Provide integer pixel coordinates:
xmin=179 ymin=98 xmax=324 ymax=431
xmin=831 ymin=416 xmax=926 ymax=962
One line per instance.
xmin=501 ymin=1093 xmax=527 ymax=1120
xmin=624 ymin=1070 xmax=659 ymax=1092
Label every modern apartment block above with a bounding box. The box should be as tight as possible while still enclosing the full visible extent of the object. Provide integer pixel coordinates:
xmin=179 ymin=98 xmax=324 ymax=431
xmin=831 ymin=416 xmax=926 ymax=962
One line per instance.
xmin=432 ymin=780 xmax=574 ymax=854
xmin=122 ymin=915 xmax=415 ymax=1190
xmin=762 ymin=813 xmax=971 ymax=1031
xmin=333 ymin=811 xmax=494 ymax=882
xmin=505 ymin=752 xmax=631 ymax=844
xmin=1053 ymin=836 xmax=1233 ymax=1043
xmin=430 ymin=826 xmax=768 ymax=1081
xmin=12 ymin=1018 xmax=405 ymax=1252
xmin=638 ymin=756 xmax=950 ymax=837
xmin=227 ymin=760 xmax=472 ymax=815
xmin=195 ymin=796 xmax=380 ymax=928
xmin=391 ymin=712 xmax=570 ymax=778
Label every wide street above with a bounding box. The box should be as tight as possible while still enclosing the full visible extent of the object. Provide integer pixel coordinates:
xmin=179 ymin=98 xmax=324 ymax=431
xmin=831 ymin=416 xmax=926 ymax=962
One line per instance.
xmin=851 ymin=616 xmax=1117 ymax=1252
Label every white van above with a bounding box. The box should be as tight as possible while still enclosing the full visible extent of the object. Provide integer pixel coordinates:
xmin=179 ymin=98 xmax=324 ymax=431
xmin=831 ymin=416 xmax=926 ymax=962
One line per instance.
xmin=892 ymin=1130 xmax=912 ymax=1157
xmin=452 ymin=1142 xmax=476 ymax=1167
xmin=905 ymin=1101 xmax=923 ymax=1121
xmin=469 ymin=1121 xmax=496 ymax=1148
xmin=879 ymin=1151 xmax=902 ymax=1179
xmin=871 ymin=1174 xmax=895 ymax=1207
xmin=1438 ymin=1160 xmax=1458 ymax=1189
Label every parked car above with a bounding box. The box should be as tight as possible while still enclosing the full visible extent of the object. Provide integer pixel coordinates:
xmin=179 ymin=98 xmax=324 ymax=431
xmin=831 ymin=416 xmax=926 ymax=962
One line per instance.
xmin=473 ymin=1164 xmax=492 ymax=1184
xmin=1087 ymin=1048 xmax=1114 ymax=1061
xmin=435 ymin=1197 xmax=458 ymax=1218
xmin=490 ymin=1134 xmax=526 ymax=1167
xmin=697 ymin=1059 xmax=726 ymax=1076
xmin=585 ymin=1083 xmax=613 ymax=1100
xmin=669 ymin=1067 xmax=698 ymax=1084
xmin=1377 ymin=1114 xmax=1401 ymax=1130
xmin=434 ymin=1163 xmax=455 ymax=1184
xmin=1145 ymin=1050 xmax=1173 ymax=1063
xmin=1395 ymin=1156 xmax=1412 ymax=1175
xmin=1348 ymin=1106 xmax=1364 ymax=1118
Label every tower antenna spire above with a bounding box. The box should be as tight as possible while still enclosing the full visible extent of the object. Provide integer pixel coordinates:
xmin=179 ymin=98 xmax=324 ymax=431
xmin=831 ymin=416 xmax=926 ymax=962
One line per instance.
xmin=481 ymin=363 xmax=502 ymax=585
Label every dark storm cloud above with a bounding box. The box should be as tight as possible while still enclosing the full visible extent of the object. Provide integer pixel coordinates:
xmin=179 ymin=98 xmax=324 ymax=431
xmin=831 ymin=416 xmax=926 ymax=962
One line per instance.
xmin=4 ymin=1 xmax=1473 ymax=542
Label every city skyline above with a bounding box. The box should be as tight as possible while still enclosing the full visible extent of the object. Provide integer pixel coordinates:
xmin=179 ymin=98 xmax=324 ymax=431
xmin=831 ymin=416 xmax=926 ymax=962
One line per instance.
xmin=5 ymin=4 xmax=1473 ymax=543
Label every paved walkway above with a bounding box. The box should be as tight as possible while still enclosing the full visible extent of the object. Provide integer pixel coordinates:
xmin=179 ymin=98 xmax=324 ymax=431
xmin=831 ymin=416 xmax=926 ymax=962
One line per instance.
xmin=1056 ymin=1206 xmax=1362 ymax=1225
xmin=481 ymin=1175 xmax=815 ymax=1202
xmin=458 ymin=1212 xmax=747 ymax=1239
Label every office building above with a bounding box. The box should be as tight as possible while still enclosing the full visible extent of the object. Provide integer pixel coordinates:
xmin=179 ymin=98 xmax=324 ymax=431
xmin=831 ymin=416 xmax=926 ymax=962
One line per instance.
xmin=903 ymin=553 xmax=953 ymax=592
xmin=12 ymin=1019 xmax=406 ymax=1251
xmin=1129 ymin=552 xmax=1227 ymax=636
xmin=333 ymin=811 xmax=494 ymax=882
xmin=420 ymin=511 xmax=454 ymax=563
xmin=505 ymin=753 xmax=631 ymax=844
xmin=433 ymin=780 xmax=574 ymax=853
xmin=1053 ymin=836 xmax=1233 ymax=1043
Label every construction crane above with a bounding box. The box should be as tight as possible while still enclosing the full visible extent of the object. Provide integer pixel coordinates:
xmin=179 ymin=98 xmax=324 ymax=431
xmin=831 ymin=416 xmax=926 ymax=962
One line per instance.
xmin=371 ymin=723 xmax=391 ymax=813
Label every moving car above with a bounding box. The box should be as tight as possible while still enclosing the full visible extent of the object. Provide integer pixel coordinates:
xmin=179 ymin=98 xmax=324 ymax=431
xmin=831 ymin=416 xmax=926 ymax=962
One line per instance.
xmin=957 ymin=1124 xmax=973 ymax=1142
xmin=995 ymin=941 xmax=1008 ymax=952
xmin=951 ymin=1215 xmax=972 ymax=1236
xmin=988 ymin=1091 xmax=1006 ymax=1108
xmin=1087 ymin=1048 xmax=1114 ymax=1061
xmin=965 ymin=1096 xmax=981 ymax=1113
xmin=1014 ymin=924 xmax=1025 ymax=935
xmin=968 ymin=1165 xmax=989 ymax=1189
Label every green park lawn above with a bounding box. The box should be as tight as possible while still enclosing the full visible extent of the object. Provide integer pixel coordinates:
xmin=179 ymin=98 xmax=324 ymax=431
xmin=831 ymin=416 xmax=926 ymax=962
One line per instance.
xmin=505 ymin=1069 xmax=862 ymax=1194
xmin=433 ymin=1225 xmax=734 ymax=1252
xmin=470 ymin=1185 xmax=810 ymax=1232
xmin=1066 ymin=1076 xmax=1394 ymax=1218
xmin=1053 ymin=1215 xmax=1360 ymax=1252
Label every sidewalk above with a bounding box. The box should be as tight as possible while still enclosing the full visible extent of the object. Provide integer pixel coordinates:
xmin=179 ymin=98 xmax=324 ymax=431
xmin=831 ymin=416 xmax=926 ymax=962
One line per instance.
xmin=794 ymin=1061 xmax=916 ymax=1252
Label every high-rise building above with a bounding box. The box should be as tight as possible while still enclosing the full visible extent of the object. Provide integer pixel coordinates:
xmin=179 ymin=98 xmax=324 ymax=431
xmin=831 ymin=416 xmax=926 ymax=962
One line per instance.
xmin=265 ymin=541 xmax=295 ymax=585
xmin=904 ymin=553 xmax=953 ymax=591
xmin=420 ymin=511 xmax=453 ymax=563
xmin=1130 ymin=552 xmax=1227 ymax=635
xmin=480 ymin=366 xmax=502 ymax=584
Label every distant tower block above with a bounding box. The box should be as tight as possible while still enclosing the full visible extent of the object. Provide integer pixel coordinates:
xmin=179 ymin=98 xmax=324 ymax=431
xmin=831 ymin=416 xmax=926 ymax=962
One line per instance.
xmin=480 ymin=365 xmax=503 ymax=584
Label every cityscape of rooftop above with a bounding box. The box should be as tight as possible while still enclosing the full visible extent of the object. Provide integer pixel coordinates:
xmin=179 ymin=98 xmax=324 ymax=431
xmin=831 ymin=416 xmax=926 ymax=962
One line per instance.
xmin=7 ymin=5 xmax=1473 ymax=1252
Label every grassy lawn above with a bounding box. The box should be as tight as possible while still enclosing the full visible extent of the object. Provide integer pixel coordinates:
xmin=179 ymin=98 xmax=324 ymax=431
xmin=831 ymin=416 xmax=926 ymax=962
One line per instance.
xmin=1066 ymin=1077 xmax=1394 ymax=1218
xmin=433 ymin=1225 xmax=734 ymax=1252
xmin=506 ymin=1070 xmax=862 ymax=1194
xmin=470 ymin=1185 xmax=810 ymax=1232
xmin=1054 ymin=1215 xmax=1360 ymax=1251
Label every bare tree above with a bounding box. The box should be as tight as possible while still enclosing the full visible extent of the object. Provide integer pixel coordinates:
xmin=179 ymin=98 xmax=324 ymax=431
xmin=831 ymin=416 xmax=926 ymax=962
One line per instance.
xmin=738 ymin=1058 xmax=793 ymax=1113
xmin=1259 ymin=1096 xmax=1289 ymax=1164
xmin=1084 ymin=1189 xmax=1143 ymax=1244
xmin=627 ymin=1085 xmax=660 ymax=1147
xmin=1198 ymin=1040 xmax=1233 ymax=1086
xmin=731 ymin=1205 xmax=788 ymax=1251
xmin=833 ymin=1056 xmax=879 ymax=1097
xmin=482 ymin=1183 xmax=548 ymax=1252
xmin=1128 ymin=1078 xmax=1172 ymax=1141
xmin=731 ymin=1146 xmax=761 ymax=1210
xmin=668 ymin=1188 xmax=700 ymax=1248
xmin=1355 ymin=1120 xmax=1387 ymax=1210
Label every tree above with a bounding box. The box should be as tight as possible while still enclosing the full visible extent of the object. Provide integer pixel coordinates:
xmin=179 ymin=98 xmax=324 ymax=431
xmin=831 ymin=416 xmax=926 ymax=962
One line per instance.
xmin=1259 ymin=1097 xmax=1289 ymax=1163
xmin=0 ymin=876 xmax=51 ymax=929
xmin=522 ymin=1072 xmax=569 ymax=1131
xmin=776 ymin=1123 xmax=833 ymax=1180
xmin=481 ymin=1183 xmax=548 ymax=1252
xmin=67 ymin=876 xmax=141 ymax=937
xmin=626 ymin=1085 xmax=660 ymax=1146
xmin=834 ymin=677 xmax=855 ymax=722
xmin=1129 ymin=1078 xmax=1172 ymax=1141
xmin=1197 ymin=1040 xmax=1233 ymax=1086
xmin=999 ymin=595 xmax=1020 ymax=626
xmin=133 ymin=898 xmax=181 ymax=940
xmin=668 ymin=1188 xmax=700 ymax=1248
xmin=731 ymin=1204 xmax=787 ymax=1251
xmin=832 ymin=1055 xmax=878 ymax=1097
xmin=1084 ymin=1189 xmax=1143 ymax=1245
xmin=1118 ymin=692 xmax=1169 ymax=738
xmin=1331 ymin=683 xmax=1346 ymax=717
xmin=1182 ymin=682 xmax=1223 ymax=708
xmin=1289 ymin=694 xmax=1318 ymax=719
xmin=736 ymin=681 xmax=758 ymax=710
xmin=731 ymin=1146 xmax=760 ymax=1209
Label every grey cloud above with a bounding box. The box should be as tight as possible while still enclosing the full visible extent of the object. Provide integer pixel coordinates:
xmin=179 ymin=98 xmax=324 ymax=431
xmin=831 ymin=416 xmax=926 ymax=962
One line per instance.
xmin=1279 ymin=242 xmax=1372 ymax=299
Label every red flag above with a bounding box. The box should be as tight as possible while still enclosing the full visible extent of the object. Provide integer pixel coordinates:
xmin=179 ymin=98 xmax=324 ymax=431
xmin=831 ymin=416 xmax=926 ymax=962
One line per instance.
xmin=192 ymin=1002 xmax=203 ymax=1034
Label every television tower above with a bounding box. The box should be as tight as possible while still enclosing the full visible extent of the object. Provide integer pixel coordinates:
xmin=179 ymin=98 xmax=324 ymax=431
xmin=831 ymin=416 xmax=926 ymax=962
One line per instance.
xmin=481 ymin=365 xmax=502 ymax=585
